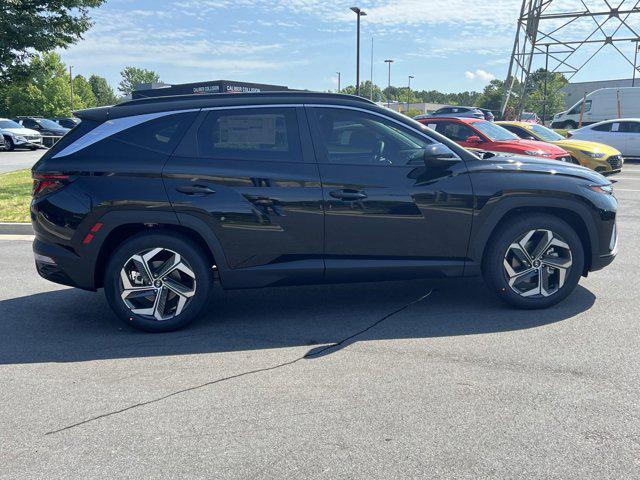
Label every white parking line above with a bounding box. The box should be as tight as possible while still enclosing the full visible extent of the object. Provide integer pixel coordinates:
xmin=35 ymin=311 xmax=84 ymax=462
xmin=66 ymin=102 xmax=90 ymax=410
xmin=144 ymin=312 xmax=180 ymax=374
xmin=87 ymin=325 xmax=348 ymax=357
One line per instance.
xmin=615 ymin=188 xmax=640 ymax=192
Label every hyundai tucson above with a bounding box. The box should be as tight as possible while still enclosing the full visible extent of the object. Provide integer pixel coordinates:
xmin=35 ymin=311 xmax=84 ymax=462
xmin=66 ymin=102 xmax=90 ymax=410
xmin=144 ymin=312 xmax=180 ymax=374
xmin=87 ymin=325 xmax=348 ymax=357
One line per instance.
xmin=31 ymin=92 xmax=618 ymax=332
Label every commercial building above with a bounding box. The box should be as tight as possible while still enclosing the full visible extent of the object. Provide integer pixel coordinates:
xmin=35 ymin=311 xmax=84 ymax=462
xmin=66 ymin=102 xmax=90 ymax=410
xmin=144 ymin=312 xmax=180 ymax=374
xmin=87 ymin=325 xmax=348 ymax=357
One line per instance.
xmin=377 ymin=101 xmax=448 ymax=115
xmin=132 ymin=80 xmax=289 ymax=99
xmin=560 ymin=79 xmax=638 ymax=109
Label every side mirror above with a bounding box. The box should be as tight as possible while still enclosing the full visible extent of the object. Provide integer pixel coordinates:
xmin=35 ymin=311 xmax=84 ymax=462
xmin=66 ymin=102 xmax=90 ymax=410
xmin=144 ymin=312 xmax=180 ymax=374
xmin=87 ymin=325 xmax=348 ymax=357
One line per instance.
xmin=423 ymin=143 xmax=458 ymax=166
xmin=526 ymin=136 xmax=536 ymax=141
xmin=466 ymin=135 xmax=483 ymax=143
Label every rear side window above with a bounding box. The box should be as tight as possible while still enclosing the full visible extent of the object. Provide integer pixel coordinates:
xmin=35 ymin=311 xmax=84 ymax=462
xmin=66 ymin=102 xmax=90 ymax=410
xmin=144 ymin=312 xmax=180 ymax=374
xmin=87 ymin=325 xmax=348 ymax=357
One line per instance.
xmin=197 ymin=107 xmax=302 ymax=162
xmin=112 ymin=112 xmax=196 ymax=154
xmin=592 ymin=123 xmax=612 ymax=132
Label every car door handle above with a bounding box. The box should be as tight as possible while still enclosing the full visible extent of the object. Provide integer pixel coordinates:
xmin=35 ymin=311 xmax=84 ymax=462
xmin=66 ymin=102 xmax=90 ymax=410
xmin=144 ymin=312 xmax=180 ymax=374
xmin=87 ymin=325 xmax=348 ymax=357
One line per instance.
xmin=175 ymin=185 xmax=216 ymax=195
xmin=329 ymin=189 xmax=367 ymax=200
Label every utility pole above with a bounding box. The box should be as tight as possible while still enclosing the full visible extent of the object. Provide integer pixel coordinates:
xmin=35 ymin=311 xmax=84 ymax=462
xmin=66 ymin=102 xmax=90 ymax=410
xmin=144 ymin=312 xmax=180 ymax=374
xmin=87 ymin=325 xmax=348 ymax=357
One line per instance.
xmin=407 ymin=75 xmax=414 ymax=113
xmin=336 ymin=72 xmax=341 ymax=92
xmin=69 ymin=65 xmax=74 ymax=111
xmin=384 ymin=59 xmax=393 ymax=108
xmin=350 ymin=7 xmax=367 ymax=96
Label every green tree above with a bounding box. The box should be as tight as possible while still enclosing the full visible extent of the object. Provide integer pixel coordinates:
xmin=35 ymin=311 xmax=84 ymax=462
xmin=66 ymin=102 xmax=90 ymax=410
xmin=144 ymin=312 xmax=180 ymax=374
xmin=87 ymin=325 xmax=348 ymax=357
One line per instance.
xmin=0 ymin=52 xmax=81 ymax=117
xmin=0 ymin=0 xmax=105 ymax=83
xmin=523 ymin=69 xmax=567 ymax=119
xmin=118 ymin=67 xmax=161 ymax=96
xmin=89 ymin=74 xmax=117 ymax=106
xmin=73 ymin=75 xmax=97 ymax=108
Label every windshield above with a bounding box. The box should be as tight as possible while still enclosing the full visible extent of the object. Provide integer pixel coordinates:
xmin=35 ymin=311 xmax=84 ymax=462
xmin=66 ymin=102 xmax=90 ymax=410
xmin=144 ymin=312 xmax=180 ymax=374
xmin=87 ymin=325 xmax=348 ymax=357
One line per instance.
xmin=529 ymin=124 xmax=564 ymax=141
xmin=473 ymin=121 xmax=519 ymax=141
xmin=0 ymin=120 xmax=23 ymax=129
xmin=38 ymin=118 xmax=65 ymax=129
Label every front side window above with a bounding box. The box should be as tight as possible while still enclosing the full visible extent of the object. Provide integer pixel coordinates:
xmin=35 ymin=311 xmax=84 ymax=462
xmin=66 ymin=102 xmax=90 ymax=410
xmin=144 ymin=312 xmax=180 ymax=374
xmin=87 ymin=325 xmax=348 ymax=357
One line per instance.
xmin=198 ymin=107 xmax=301 ymax=162
xmin=619 ymin=121 xmax=640 ymax=133
xmin=312 ymin=107 xmax=436 ymax=166
xmin=569 ymin=100 xmax=591 ymax=115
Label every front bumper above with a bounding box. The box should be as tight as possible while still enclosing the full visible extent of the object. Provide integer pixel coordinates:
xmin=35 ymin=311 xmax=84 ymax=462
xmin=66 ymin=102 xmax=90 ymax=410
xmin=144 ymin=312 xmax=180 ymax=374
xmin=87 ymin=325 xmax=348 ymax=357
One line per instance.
xmin=14 ymin=136 xmax=43 ymax=147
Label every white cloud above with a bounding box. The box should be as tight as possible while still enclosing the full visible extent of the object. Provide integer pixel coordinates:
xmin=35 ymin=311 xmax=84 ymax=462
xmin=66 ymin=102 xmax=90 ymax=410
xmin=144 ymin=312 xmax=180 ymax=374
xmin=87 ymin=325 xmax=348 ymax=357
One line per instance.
xmin=464 ymin=69 xmax=495 ymax=82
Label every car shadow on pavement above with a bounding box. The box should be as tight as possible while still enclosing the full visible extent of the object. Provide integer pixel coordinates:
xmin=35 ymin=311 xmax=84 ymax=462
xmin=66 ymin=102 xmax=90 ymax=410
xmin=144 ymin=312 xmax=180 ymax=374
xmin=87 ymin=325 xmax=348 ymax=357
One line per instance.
xmin=0 ymin=278 xmax=596 ymax=365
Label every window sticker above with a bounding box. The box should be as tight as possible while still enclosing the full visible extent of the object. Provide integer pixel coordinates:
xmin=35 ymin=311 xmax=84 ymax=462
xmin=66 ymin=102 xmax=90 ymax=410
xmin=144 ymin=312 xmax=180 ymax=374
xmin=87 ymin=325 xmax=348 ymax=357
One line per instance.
xmin=218 ymin=115 xmax=277 ymax=145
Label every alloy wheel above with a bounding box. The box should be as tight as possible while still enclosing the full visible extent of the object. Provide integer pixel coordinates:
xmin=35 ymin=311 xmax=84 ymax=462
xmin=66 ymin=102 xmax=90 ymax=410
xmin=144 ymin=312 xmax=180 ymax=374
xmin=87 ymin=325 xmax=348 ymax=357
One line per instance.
xmin=503 ymin=229 xmax=573 ymax=298
xmin=119 ymin=248 xmax=196 ymax=321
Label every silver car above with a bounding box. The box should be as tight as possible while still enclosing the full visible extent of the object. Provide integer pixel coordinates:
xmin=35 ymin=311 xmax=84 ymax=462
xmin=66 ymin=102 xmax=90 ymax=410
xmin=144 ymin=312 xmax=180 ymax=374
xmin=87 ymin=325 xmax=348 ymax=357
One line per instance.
xmin=0 ymin=118 xmax=43 ymax=150
xmin=416 ymin=106 xmax=485 ymax=120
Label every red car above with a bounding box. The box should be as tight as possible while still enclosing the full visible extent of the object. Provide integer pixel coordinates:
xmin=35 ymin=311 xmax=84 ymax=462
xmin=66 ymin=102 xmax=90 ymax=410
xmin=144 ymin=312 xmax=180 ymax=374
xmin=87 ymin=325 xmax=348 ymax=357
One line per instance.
xmin=418 ymin=117 xmax=571 ymax=161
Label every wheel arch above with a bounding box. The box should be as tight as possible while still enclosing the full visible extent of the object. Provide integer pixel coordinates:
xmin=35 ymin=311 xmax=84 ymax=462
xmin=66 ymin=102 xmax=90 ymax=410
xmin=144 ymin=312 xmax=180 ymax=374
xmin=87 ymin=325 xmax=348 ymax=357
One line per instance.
xmin=470 ymin=199 xmax=597 ymax=277
xmin=90 ymin=211 xmax=228 ymax=289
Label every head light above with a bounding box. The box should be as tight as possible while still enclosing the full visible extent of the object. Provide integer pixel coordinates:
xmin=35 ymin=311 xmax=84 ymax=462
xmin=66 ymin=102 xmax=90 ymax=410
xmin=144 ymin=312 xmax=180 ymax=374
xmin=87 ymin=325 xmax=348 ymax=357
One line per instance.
xmin=524 ymin=150 xmax=552 ymax=157
xmin=580 ymin=150 xmax=606 ymax=158
xmin=15 ymin=135 xmax=26 ymax=142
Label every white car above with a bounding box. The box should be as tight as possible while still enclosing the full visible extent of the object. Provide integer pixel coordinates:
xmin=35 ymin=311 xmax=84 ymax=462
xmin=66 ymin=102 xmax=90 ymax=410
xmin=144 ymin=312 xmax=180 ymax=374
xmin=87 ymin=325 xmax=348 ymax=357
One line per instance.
xmin=569 ymin=118 xmax=640 ymax=160
xmin=552 ymin=87 xmax=640 ymax=129
xmin=0 ymin=118 xmax=43 ymax=151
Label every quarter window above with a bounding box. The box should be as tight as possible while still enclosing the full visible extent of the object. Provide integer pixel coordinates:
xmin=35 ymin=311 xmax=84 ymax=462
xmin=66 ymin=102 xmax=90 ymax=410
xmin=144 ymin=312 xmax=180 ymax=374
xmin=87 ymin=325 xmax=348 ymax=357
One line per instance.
xmin=197 ymin=107 xmax=301 ymax=162
xmin=112 ymin=112 xmax=197 ymax=154
xmin=311 ymin=107 xmax=436 ymax=166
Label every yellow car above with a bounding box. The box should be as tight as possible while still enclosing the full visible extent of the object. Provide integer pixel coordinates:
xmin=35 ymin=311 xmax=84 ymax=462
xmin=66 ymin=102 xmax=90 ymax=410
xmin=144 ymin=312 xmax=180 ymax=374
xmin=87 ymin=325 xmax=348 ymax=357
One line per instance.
xmin=496 ymin=121 xmax=623 ymax=173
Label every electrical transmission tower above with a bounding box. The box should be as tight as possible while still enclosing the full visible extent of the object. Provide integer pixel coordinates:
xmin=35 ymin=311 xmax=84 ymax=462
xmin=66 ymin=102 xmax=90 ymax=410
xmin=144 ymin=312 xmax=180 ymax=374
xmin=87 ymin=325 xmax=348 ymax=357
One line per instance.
xmin=501 ymin=0 xmax=640 ymax=119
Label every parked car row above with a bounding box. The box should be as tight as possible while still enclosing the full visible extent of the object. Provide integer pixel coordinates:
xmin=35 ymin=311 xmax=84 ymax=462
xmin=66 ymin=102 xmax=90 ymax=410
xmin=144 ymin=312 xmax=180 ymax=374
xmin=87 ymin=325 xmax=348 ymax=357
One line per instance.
xmin=1 ymin=116 xmax=77 ymax=150
xmin=416 ymin=115 xmax=624 ymax=174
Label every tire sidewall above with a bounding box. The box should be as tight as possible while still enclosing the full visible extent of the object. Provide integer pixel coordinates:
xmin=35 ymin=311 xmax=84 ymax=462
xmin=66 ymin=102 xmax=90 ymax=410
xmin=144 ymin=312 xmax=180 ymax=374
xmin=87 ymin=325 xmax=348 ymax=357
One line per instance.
xmin=104 ymin=232 xmax=213 ymax=332
xmin=483 ymin=215 xmax=585 ymax=309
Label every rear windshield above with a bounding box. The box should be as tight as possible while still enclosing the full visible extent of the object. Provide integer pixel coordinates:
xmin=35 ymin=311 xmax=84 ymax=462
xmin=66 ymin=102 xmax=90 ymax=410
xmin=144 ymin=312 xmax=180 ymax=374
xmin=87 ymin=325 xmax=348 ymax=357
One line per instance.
xmin=473 ymin=121 xmax=519 ymax=141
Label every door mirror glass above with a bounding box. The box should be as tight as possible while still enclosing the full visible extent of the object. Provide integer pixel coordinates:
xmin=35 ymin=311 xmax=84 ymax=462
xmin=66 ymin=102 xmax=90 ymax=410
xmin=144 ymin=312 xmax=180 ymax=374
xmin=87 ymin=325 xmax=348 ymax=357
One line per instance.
xmin=423 ymin=143 xmax=457 ymax=163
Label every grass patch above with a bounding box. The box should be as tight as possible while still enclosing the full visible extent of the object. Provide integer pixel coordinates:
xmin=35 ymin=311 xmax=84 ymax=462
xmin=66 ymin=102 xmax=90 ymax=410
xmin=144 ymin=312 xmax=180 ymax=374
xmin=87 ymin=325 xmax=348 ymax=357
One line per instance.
xmin=0 ymin=169 xmax=32 ymax=222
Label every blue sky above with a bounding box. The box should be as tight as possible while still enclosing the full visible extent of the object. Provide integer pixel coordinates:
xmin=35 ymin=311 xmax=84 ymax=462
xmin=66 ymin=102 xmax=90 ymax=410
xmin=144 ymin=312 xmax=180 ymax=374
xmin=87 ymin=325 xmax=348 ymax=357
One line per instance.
xmin=58 ymin=0 xmax=640 ymax=94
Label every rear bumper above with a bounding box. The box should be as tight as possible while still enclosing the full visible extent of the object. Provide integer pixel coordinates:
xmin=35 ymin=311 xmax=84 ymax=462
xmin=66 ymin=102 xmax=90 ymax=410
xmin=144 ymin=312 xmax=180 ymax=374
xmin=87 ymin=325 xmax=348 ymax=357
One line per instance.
xmin=33 ymin=238 xmax=96 ymax=290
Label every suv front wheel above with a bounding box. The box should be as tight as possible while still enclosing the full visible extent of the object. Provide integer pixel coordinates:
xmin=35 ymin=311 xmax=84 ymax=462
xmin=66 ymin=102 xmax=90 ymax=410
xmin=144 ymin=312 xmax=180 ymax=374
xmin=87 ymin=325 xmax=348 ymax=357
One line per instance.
xmin=104 ymin=231 xmax=214 ymax=332
xmin=483 ymin=214 xmax=584 ymax=309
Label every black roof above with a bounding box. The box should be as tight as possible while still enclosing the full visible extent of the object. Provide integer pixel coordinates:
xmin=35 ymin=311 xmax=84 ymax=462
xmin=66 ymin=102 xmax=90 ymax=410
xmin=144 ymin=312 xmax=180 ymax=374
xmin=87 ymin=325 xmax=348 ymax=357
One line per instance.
xmin=74 ymin=91 xmax=376 ymax=122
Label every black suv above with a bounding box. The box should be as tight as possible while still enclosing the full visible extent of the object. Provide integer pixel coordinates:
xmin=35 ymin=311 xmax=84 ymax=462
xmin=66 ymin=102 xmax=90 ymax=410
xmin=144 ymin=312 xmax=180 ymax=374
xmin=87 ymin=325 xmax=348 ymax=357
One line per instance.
xmin=31 ymin=92 xmax=617 ymax=332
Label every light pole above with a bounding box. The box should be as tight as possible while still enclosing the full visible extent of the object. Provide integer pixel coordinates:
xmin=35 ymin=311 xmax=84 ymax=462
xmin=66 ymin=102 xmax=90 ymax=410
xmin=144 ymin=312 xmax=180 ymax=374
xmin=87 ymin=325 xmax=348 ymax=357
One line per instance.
xmin=633 ymin=40 xmax=640 ymax=87
xmin=336 ymin=72 xmax=341 ymax=92
xmin=407 ymin=75 xmax=414 ymax=113
xmin=384 ymin=59 xmax=393 ymax=108
xmin=69 ymin=65 xmax=74 ymax=111
xmin=351 ymin=7 xmax=367 ymax=96
xmin=370 ymin=36 xmax=374 ymax=100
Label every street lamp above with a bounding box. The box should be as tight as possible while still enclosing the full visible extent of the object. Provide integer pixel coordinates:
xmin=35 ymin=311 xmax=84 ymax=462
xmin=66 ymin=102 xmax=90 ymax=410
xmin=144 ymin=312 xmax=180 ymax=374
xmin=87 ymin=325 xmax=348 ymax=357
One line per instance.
xmin=69 ymin=65 xmax=74 ymax=111
xmin=407 ymin=75 xmax=414 ymax=113
xmin=336 ymin=72 xmax=341 ymax=92
xmin=633 ymin=40 xmax=640 ymax=87
xmin=351 ymin=6 xmax=367 ymax=96
xmin=384 ymin=59 xmax=394 ymax=108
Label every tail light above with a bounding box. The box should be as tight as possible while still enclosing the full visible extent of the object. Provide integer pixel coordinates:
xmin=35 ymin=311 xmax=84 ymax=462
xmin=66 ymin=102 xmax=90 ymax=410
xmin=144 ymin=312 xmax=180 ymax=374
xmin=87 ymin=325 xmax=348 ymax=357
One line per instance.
xmin=32 ymin=173 xmax=73 ymax=198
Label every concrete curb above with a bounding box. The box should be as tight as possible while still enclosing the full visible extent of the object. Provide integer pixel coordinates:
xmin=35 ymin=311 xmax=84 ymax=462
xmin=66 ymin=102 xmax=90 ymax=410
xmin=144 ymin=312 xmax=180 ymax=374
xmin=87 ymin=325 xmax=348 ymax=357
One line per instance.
xmin=0 ymin=223 xmax=33 ymax=235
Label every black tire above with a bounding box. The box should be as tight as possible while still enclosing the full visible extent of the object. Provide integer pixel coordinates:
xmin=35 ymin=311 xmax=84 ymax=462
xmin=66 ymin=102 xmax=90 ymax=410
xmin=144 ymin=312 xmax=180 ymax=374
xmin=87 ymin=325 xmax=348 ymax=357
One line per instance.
xmin=482 ymin=214 xmax=584 ymax=309
xmin=104 ymin=231 xmax=214 ymax=332
xmin=4 ymin=136 xmax=14 ymax=151
xmin=29 ymin=145 xmax=37 ymax=151
xmin=564 ymin=121 xmax=577 ymax=129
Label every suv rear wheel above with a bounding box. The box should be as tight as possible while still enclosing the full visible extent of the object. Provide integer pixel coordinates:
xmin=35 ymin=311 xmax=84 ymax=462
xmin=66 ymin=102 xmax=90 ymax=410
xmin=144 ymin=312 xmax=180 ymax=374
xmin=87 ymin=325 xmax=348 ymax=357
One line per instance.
xmin=483 ymin=214 xmax=584 ymax=309
xmin=104 ymin=231 xmax=214 ymax=332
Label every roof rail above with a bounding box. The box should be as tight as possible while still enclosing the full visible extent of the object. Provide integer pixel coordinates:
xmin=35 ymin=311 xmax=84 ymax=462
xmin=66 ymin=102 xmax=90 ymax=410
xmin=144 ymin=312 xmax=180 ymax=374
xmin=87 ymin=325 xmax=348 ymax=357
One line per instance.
xmin=115 ymin=90 xmax=376 ymax=108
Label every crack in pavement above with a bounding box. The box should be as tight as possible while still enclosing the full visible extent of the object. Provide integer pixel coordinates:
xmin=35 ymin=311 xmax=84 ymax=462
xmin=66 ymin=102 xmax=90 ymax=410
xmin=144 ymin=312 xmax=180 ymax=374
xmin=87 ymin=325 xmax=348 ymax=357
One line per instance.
xmin=45 ymin=289 xmax=433 ymax=436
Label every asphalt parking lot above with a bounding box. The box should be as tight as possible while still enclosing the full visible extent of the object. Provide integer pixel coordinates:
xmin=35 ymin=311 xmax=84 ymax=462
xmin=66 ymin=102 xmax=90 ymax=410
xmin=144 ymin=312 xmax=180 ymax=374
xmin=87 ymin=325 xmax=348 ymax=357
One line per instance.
xmin=1 ymin=165 xmax=639 ymax=479
xmin=0 ymin=149 xmax=45 ymax=173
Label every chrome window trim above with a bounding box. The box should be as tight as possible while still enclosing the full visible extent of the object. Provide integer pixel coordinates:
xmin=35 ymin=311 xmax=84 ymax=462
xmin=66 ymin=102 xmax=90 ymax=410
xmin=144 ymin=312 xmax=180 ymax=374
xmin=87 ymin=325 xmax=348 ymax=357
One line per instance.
xmin=52 ymin=109 xmax=199 ymax=158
